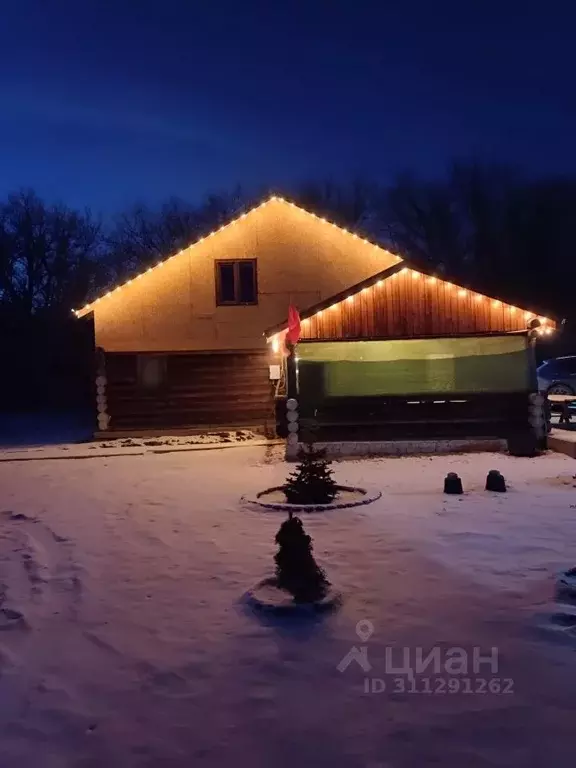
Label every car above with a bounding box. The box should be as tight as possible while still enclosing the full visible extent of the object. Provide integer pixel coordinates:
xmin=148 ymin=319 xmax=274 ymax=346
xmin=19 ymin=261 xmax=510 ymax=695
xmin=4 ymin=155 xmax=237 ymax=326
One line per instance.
xmin=537 ymin=356 xmax=576 ymax=395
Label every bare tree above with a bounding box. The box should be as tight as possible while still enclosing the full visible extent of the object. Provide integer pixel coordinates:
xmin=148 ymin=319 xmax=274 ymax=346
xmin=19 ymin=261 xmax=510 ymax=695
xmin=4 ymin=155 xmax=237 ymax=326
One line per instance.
xmin=295 ymin=179 xmax=381 ymax=234
xmin=380 ymin=161 xmax=576 ymax=322
xmin=0 ymin=190 xmax=105 ymax=318
xmin=107 ymin=188 xmax=245 ymax=281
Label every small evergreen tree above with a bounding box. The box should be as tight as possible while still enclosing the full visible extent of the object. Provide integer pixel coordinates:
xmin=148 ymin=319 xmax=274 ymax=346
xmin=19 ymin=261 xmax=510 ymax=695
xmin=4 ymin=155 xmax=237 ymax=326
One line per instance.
xmin=284 ymin=443 xmax=338 ymax=505
xmin=274 ymin=512 xmax=329 ymax=602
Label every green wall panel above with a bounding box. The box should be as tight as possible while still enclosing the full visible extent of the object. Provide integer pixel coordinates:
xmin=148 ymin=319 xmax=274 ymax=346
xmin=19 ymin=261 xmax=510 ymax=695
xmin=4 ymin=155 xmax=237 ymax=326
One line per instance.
xmin=297 ymin=336 xmax=531 ymax=397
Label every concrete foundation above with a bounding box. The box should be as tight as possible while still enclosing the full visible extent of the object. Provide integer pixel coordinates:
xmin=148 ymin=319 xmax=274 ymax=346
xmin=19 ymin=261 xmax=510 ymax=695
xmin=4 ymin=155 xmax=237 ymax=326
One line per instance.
xmin=286 ymin=437 xmax=507 ymax=460
xmin=548 ymin=429 xmax=576 ymax=459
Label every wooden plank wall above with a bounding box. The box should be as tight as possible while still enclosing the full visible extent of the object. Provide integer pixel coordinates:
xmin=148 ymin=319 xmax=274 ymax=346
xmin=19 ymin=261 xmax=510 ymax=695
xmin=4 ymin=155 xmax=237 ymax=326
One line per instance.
xmin=300 ymin=270 xmax=548 ymax=340
xmin=104 ymin=351 xmax=273 ymax=431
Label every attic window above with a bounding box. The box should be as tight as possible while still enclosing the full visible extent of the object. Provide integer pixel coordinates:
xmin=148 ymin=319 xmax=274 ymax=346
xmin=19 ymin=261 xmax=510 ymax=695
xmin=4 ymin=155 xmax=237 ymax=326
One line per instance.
xmin=215 ymin=260 xmax=257 ymax=305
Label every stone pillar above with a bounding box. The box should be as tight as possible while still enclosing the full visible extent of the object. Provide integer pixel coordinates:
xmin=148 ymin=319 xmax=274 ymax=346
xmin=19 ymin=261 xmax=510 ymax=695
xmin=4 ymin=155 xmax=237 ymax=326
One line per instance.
xmin=95 ymin=348 xmax=110 ymax=432
xmin=286 ymin=398 xmax=299 ymax=460
xmin=528 ymin=392 xmax=547 ymax=449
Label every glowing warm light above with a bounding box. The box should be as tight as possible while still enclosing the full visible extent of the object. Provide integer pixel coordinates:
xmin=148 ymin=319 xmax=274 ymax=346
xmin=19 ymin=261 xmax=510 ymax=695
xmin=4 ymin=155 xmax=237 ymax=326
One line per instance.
xmin=302 ymin=318 xmax=309 ymax=325
xmin=72 ymin=194 xmax=401 ymax=317
xmin=271 ymin=336 xmax=280 ymax=353
xmin=82 ymin=184 xmax=548 ymax=334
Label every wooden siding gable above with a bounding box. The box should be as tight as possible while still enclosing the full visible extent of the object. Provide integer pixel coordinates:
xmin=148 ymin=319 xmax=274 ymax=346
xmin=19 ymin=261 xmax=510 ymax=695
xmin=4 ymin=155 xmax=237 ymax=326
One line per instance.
xmin=266 ymin=264 xmax=556 ymax=341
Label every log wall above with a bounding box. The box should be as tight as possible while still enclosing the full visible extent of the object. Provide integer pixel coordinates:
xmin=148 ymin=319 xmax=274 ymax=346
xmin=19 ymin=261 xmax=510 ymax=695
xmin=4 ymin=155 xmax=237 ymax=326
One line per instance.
xmin=104 ymin=350 xmax=273 ymax=431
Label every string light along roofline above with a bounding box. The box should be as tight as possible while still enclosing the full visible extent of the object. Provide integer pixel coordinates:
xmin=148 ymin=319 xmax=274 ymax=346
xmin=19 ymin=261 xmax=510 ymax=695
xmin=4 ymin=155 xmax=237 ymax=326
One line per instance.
xmin=72 ymin=195 xmax=400 ymax=318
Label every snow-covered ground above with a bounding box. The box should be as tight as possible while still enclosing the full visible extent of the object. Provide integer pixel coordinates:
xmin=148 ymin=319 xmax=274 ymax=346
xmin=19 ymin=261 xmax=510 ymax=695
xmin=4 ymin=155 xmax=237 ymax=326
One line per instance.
xmin=0 ymin=429 xmax=266 ymax=462
xmin=1 ymin=446 xmax=576 ymax=767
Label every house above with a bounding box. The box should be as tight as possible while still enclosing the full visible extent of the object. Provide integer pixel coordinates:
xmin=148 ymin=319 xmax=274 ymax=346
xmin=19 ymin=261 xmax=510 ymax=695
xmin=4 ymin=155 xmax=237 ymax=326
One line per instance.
xmin=74 ymin=196 xmax=400 ymax=434
xmin=265 ymin=262 xmax=556 ymax=456
xmin=75 ymin=195 xmax=555 ymax=442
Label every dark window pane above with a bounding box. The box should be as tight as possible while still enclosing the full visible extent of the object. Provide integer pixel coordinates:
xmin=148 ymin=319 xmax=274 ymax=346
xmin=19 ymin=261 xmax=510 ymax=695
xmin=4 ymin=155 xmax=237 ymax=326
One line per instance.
xmin=238 ymin=261 xmax=256 ymax=303
xmin=218 ymin=263 xmax=236 ymax=303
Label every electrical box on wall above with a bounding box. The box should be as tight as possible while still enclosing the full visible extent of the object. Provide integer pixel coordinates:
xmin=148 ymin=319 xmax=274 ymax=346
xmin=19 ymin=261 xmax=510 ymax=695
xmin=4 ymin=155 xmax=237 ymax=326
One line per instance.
xmin=269 ymin=364 xmax=281 ymax=380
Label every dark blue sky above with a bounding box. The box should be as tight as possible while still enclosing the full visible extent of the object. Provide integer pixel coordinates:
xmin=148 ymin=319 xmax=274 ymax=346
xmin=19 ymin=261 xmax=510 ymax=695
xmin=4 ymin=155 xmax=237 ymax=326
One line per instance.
xmin=2 ymin=0 xmax=575 ymax=214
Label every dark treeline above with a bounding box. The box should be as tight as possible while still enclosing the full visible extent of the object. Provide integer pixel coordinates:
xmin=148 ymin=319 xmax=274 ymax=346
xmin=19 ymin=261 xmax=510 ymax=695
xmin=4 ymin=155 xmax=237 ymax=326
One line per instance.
xmin=1 ymin=162 xmax=575 ymax=324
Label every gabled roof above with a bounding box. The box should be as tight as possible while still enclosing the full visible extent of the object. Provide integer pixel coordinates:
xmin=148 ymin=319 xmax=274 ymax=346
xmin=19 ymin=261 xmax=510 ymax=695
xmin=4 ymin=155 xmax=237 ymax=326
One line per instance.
xmin=73 ymin=194 xmax=400 ymax=318
xmin=265 ymin=262 xmax=556 ymax=340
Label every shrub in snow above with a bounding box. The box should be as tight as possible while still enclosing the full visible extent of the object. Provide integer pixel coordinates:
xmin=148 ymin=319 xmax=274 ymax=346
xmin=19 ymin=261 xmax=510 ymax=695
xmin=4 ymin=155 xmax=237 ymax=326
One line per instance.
xmin=284 ymin=443 xmax=338 ymax=505
xmin=274 ymin=512 xmax=330 ymax=602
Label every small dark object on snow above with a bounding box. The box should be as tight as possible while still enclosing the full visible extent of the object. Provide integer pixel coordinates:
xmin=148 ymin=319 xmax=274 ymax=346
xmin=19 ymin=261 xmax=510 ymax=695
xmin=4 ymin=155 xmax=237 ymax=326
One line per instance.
xmin=444 ymin=472 xmax=463 ymax=494
xmin=8 ymin=511 xmax=28 ymax=521
xmin=274 ymin=511 xmax=330 ymax=602
xmin=0 ymin=607 xmax=26 ymax=630
xmin=486 ymin=470 xmax=506 ymax=492
xmin=284 ymin=442 xmax=338 ymax=505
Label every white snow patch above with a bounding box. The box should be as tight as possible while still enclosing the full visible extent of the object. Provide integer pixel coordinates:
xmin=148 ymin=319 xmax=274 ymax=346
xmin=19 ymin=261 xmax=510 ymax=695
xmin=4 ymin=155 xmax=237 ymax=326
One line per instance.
xmin=0 ymin=429 xmax=268 ymax=462
xmin=0 ymin=448 xmax=575 ymax=765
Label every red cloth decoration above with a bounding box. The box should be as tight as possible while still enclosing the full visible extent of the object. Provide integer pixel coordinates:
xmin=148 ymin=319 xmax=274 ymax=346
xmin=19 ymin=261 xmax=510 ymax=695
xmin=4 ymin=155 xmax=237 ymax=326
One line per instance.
xmin=286 ymin=304 xmax=301 ymax=347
